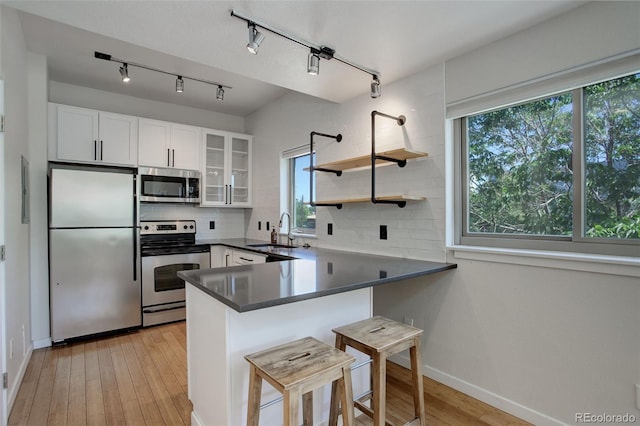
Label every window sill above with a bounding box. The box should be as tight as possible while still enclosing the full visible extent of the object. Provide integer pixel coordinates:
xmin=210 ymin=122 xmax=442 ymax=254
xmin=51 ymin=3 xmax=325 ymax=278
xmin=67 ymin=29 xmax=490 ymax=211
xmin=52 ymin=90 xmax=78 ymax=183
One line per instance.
xmin=448 ymin=245 xmax=640 ymax=278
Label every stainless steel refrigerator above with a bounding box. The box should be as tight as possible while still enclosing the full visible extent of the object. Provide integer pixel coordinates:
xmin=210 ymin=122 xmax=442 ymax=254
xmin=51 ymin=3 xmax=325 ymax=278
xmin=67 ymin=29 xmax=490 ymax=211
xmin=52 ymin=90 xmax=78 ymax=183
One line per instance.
xmin=49 ymin=165 xmax=141 ymax=342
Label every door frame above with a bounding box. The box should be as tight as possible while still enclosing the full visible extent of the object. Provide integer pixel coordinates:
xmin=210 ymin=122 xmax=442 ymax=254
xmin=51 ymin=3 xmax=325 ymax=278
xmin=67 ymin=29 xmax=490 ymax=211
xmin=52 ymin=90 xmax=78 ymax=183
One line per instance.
xmin=0 ymin=78 xmax=8 ymax=424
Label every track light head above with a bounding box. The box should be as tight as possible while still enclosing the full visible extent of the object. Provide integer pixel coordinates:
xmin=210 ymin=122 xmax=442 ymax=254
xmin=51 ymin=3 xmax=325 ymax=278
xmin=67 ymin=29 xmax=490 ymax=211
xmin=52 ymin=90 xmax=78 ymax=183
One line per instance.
xmin=216 ymin=85 xmax=224 ymax=101
xmin=247 ymin=24 xmax=265 ymax=54
xmin=119 ymin=63 xmax=130 ymax=83
xmin=176 ymin=76 xmax=184 ymax=93
xmin=370 ymin=75 xmax=381 ymax=98
xmin=307 ymin=51 xmax=320 ymax=75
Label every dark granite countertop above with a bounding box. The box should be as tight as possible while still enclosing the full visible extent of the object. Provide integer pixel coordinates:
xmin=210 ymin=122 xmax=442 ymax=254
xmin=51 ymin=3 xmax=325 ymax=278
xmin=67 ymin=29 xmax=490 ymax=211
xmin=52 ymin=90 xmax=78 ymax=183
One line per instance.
xmin=179 ymin=239 xmax=457 ymax=312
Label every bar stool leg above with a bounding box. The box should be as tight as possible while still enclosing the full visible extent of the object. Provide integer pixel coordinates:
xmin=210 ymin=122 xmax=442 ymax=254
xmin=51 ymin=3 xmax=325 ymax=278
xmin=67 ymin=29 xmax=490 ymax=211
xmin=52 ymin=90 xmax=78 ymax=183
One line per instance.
xmin=329 ymin=334 xmax=346 ymax=426
xmin=340 ymin=365 xmax=355 ymax=426
xmin=372 ymin=352 xmax=386 ymax=426
xmin=410 ymin=336 xmax=426 ymax=425
xmin=283 ymin=387 xmax=301 ymax=426
xmin=302 ymin=391 xmax=313 ymax=426
xmin=246 ymin=365 xmax=262 ymax=426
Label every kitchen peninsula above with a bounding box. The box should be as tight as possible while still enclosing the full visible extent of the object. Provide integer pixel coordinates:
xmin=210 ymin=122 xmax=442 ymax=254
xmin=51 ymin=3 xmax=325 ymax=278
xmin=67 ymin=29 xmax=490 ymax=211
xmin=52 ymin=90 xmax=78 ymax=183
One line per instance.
xmin=178 ymin=241 xmax=456 ymax=426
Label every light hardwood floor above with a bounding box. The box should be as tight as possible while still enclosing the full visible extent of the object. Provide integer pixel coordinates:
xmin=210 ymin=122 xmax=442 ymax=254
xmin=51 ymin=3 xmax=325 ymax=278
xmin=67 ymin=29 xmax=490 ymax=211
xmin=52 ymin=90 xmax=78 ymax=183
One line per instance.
xmin=9 ymin=321 xmax=530 ymax=425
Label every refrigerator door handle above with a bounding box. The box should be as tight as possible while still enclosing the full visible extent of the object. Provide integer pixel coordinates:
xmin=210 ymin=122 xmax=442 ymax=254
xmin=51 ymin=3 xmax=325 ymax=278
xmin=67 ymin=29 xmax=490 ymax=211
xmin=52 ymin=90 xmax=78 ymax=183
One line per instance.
xmin=133 ymin=228 xmax=138 ymax=281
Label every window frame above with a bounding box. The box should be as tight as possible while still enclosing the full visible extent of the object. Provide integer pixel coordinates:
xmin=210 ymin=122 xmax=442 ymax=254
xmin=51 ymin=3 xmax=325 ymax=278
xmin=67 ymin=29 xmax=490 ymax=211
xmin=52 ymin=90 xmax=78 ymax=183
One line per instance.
xmin=285 ymin=150 xmax=316 ymax=237
xmin=457 ymin=78 xmax=639 ymax=257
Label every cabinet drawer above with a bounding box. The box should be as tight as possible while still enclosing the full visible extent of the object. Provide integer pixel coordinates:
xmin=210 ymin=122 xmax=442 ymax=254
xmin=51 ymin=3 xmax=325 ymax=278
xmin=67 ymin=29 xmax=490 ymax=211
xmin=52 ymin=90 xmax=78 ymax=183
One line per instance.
xmin=232 ymin=250 xmax=266 ymax=265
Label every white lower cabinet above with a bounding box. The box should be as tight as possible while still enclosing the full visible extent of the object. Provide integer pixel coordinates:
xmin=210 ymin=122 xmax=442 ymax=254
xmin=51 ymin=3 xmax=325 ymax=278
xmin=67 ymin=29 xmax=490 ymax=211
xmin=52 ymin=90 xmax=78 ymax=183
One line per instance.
xmin=210 ymin=246 xmax=225 ymax=268
xmin=212 ymin=247 xmax=267 ymax=267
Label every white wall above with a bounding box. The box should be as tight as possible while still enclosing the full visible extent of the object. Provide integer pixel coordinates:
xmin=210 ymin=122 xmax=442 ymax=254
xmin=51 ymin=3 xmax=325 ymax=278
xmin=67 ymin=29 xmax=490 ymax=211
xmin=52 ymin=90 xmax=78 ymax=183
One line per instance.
xmin=1 ymin=5 xmax=35 ymax=410
xmin=245 ymin=3 xmax=640 ymax=425
xmin=49 ymin=81 xmax=246 ymax=133
xmin=245 ymin=65 xmax=446 ymax=261
xmin=27 ymin=53 xmax=50 ymax=349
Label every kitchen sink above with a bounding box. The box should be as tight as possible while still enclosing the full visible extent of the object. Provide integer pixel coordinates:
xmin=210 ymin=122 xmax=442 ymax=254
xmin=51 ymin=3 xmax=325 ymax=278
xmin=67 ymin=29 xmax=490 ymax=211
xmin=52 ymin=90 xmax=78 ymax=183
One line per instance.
xmin=248 ymin=243 xmax=297 ymax=249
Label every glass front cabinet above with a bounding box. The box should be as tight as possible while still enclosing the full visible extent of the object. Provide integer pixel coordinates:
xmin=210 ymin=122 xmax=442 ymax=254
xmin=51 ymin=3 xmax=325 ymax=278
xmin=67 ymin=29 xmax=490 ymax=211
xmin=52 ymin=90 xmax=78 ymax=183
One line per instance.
xmin=201 ymin=129 xmax=252 ymax=207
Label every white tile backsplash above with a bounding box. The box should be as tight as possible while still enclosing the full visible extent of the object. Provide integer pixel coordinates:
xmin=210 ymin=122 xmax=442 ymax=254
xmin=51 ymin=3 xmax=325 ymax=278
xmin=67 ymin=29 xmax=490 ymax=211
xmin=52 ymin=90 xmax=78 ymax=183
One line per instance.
xmin=140 ymin=204 xmax=246 ymax=239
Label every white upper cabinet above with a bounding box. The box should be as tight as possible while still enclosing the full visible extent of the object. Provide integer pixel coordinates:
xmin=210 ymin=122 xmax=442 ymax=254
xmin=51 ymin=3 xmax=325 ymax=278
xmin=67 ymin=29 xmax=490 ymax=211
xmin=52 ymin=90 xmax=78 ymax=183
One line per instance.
xmin=171 ymin=123 xmax=201 ymax=170
xmin=201 ymin=129 xmax=252 ymax=208
xmin=137 ymin=118 xmax=170 ymax=167
xmin=54 ymin=104 xmax=137 ymax=166
xmin=139 ymin=119 xmax=201 ymax=171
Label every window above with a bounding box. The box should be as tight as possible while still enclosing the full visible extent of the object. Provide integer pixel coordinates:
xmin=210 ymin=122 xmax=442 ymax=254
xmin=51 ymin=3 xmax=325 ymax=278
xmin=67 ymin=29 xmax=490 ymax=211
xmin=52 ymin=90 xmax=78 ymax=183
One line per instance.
xmin=289 ymin=153 xmax=316 ymax=235
xmin=460 ymin=72 xmax=639 ymax=256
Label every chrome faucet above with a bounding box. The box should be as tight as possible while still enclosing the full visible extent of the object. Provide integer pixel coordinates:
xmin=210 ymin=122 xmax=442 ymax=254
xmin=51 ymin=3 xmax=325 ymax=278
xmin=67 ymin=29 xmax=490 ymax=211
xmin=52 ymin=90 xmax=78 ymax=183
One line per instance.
xmin=279 ymin=212 xmax=296 ymax=246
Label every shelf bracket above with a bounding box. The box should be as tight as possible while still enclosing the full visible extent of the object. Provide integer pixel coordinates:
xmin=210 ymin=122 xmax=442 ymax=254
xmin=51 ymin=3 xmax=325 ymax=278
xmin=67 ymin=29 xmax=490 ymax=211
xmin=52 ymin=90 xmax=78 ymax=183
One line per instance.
xmin=371 ymin=110 xmax=407 ymax=208
xmin=309 ymin=131 xmax=343 ymax=209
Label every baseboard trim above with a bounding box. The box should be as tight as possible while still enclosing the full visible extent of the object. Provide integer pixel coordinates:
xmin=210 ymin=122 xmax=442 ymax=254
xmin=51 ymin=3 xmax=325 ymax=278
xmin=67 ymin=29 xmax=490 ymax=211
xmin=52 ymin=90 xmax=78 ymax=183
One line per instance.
xmin=8 ymin=346 xmax=33 ymax=412
xmin=33 ymin=337 xmax=51 ymax=349
xmin=389 ymin=354 xmax=565 ymax=426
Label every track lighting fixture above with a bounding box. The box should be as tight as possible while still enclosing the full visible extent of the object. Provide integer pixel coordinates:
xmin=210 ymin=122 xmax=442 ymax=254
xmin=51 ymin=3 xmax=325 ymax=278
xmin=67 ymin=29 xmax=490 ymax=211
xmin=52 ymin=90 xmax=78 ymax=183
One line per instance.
xmin=95 ymin=51 xmax=231 ymax=102
xmin=307 ymin=50 xmax=320 ymax=75
xmin=231 ymin=10 xmax=382 ymax=97
xmin=247 ymin=24 xmax=265 ymax=55
xmin=119 ymin=63 xmax=130 ymax=83
xmin=370 ymin=76 xmax=381 ymax=98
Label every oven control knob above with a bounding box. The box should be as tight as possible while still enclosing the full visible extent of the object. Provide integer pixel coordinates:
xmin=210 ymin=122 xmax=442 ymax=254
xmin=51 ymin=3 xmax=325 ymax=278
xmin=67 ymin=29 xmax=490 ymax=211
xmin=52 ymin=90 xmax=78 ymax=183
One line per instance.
xmin=144 ymin=225 xmax=149 ymax=230
xmin=184 ymin=225 xmax=188 ymax=230
xmin=190 ymin=225 xmax=194 ymax=229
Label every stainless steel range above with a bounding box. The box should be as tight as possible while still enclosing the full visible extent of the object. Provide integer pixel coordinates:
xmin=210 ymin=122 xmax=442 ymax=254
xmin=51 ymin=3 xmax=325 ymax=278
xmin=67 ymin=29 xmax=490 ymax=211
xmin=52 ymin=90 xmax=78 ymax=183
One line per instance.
xmin=140 ymin=220 xmax=210 ymax=326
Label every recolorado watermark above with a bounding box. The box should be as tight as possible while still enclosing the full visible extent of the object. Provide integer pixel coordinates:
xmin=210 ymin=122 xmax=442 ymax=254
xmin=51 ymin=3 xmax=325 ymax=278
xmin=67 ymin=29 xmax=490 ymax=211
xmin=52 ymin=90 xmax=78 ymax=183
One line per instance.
xmin=576 ymin=413 xmax=637 ymax=423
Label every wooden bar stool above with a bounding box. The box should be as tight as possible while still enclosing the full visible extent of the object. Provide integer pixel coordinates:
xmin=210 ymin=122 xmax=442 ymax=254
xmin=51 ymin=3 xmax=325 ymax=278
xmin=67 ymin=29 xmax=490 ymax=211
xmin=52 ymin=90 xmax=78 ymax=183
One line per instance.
xmin=329 ymin=316 xmax=426 ymax=426
xmin=245 ymin=336 xmax=356 ymax=426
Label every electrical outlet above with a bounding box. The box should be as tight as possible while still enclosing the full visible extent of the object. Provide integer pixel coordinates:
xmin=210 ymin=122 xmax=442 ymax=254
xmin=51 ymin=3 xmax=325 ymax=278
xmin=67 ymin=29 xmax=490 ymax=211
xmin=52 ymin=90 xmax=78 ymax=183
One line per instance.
xmin=209 ymin=221 xmax=215 ymax=230
xmin=403 ymin=316 xmax=414 ymax=327
xmin=380 ymin=225 xmax=387 ymax=240
xmin=328 ymin=223 xmax=333 ymax=235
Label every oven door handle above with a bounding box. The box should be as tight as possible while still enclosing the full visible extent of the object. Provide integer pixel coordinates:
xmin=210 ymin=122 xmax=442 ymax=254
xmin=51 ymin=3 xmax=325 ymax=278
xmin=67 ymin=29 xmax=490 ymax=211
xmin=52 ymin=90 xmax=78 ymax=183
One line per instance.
xmin=143 ymin=303 xmax=185 ymax=314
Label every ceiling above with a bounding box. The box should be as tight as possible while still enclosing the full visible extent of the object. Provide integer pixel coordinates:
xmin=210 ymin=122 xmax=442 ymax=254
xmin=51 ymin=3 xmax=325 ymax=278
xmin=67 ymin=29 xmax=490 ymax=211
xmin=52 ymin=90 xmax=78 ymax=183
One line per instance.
xmin=4 ymin=1 xmax=585 ymax=117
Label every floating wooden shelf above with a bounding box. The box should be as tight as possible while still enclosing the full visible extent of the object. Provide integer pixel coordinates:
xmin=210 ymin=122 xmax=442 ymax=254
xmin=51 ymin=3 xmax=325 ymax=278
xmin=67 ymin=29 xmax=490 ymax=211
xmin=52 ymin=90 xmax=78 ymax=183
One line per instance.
xmin=305 ymin=148 xmax=428 ymax=172
xmin=313 ymin=195 xmax=426 ymax=205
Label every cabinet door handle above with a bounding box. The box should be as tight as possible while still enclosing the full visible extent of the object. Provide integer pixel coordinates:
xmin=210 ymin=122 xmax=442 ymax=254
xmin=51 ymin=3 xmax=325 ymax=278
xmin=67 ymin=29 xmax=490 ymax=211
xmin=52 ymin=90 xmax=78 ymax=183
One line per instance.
xmin=239 ymin=257 xmax=253 ymax=262
xmin=94 ymin=140 xmax=97 ymax=160
xmin=224 ymin=185 xmax=229 ymax=204
xmin=100 ymin=140 xmax=104 ymax=160
xmin=167 ymin=148 xmax=171 ymax=167
xmin=172 ymin=149 xmax=175 ymax=167
xmin=229 ymin=185 xmax=233 ymax=204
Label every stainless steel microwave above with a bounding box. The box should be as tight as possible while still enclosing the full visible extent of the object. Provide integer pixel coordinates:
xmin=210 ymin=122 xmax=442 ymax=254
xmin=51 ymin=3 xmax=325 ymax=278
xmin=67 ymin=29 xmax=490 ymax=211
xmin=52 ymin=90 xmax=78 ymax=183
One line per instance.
xmin=138 ymin=167 xmax=200 ymax=203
